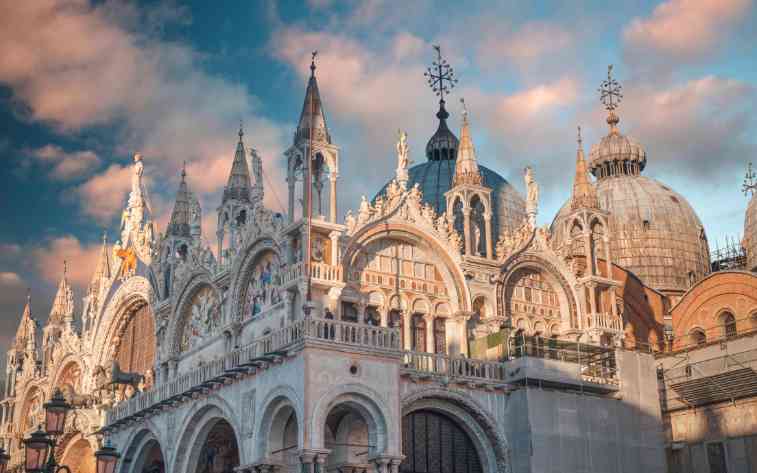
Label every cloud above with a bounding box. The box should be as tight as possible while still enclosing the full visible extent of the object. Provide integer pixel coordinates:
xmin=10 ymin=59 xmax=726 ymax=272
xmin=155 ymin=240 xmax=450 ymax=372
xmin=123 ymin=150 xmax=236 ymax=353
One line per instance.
xmin=31 ymin=235 xmax=102 ymax=290
xmin=74 ymin=163 xmax=132 ymax=223
xmin=623 ymin=0 xmax=752 ymax=67
xmin=29 ymin=144 xmax=101 ymax=181
xmin=477 ymin=21 xmax=577 ymax=71
xmin=0 ymin=0 xmax=289 ymax=231
xmin=618 ymin=76 xmax=756 ymax=179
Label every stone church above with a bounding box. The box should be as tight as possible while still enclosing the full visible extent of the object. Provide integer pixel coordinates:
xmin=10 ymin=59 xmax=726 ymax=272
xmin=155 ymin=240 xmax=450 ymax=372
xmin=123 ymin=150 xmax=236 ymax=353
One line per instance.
xmin=2 ymin=54 xmax=757 ymax=473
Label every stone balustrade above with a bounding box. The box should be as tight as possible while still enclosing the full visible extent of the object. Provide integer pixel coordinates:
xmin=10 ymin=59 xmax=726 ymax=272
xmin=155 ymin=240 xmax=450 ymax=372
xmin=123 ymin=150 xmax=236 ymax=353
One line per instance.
xmin=280 ymin=262 xmax=342 ymax=286
xmin=587 ymin=312 xmax=623 ymax=332
xmin=106 ymin=317 xmax=400 ymax=426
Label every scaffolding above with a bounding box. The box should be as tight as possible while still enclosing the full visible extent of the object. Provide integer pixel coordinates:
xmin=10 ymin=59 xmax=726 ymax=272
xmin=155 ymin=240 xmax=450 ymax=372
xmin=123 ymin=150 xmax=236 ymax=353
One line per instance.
xmin=710 ymin=235 xmax=746 ymax=272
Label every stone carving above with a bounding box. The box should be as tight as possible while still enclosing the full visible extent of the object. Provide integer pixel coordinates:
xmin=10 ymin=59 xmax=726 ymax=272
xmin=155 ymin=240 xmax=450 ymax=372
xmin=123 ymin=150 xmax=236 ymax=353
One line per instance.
xmin=524 ymin=166 xmax=539 ymax=228
xmin=180 ymin=285 xmax=221 ymax=352
xmin=396 ymin=129 xmax=411 ymax=187
xmin=496 ymin=220 xmax=534 ymax=262
xmin=243 ymin=251 xmax=282 ymax=319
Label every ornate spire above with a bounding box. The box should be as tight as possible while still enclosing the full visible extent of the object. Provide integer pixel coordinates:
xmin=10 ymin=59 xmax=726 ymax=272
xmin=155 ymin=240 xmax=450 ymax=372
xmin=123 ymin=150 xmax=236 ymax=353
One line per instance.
xmin=571 ymin=126 xmax=599 ymax=210
xmin=48 ymin=262 xmax=74 ymax=325
xmin=223 ymin=125 xmax=253 ymax=204
xmin=295 ymin=51 xmax=331 ymax=145
xmin=168 ymin=163 xmax=192 ymax=237
xmin=14 ymin=291 xmax=37 ymax=352
xmin=424 ymin=45 xmax=459 ymax=161
xmin=453 ymin=98 xmax=482 ymax=186
xmin=89 ymin=232 xmax=111 ymax=293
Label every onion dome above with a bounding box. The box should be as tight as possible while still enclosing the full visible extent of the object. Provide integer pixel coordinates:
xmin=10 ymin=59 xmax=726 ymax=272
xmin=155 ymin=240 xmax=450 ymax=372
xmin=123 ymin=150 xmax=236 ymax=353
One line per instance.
xmin=425 ymin=100 xmax=459 ymax=161
xmin=588 ymin=111 xmax=647 ymax=178
xmin=551 ymin=66 xmax=709 ymax=295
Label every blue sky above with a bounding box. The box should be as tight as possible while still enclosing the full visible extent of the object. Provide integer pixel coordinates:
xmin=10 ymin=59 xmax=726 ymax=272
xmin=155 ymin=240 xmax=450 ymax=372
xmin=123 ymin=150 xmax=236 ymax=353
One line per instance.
xmin=0 ymin=0 xmax=756 ymax=356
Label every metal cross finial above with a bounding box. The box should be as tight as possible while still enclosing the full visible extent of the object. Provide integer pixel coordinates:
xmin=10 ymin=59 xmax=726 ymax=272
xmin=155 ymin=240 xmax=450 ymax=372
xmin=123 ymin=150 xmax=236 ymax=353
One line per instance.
xmin=181 ymin=160 xmax=187 ymax=180
xmin=102 ymin=231 xmax=107 ymax=245
xmin=598 ymin=64 xmax=623 ymax=112
xmin=310 ymin=50 xmax=318 ymax=75
xmin=63 ymin=260 xmax=67 ymax=277
xmin=577 ymin=125 xmax=583 ymax=148
xmin=238 ymin=120 xmax=244 ymax=139
xmin=460 ymin=97 xmax=468 ymax=122
xmin=424 ymin=45 xmax=457 ymax=102
xmin=743 ymin=162 xmax=757 ymax=197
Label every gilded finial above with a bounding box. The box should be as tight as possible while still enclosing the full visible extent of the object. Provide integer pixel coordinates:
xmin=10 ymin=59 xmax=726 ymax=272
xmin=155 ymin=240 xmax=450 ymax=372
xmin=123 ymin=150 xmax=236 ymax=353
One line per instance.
xmin=577 ymin=125 xmax=582 ymax=148
xmin=460 ymin=97 xmax=468 ymax=123
xmin=238 ymin=121 xmax=244 ymax=140
xmin=63 ymin=260 xmax=67 ymax=278
xmin=102 ymin=231 xmax=107 ymax=245
xmin=743 ymin=162 xmax=757 ymax=197
xmin=310 ymin=50 xmax=318 ymax=76
xmin=598 ymin=64 xmax=623 ymax=130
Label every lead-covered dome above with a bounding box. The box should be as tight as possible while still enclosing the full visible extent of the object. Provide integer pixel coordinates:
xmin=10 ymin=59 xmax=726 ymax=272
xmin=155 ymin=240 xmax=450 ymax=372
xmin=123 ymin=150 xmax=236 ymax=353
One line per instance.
xmin=376 ymin=100 xmax=526 ymax=239
xmin=552 ymin=115 xmax=710 ymax=295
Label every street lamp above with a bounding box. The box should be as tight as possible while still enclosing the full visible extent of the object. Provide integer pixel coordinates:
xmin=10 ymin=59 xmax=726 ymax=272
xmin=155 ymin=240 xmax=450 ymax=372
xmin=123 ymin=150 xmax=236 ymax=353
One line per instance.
xmin=0 ymin=446 xmax=11 ymax=473
xmin=94 ymin=440 xmax=120 ymax=473
xmin=43 ymin=389 xmax=70 ymax=437
xmin=22 ymin=428 xmax=52 ymax=473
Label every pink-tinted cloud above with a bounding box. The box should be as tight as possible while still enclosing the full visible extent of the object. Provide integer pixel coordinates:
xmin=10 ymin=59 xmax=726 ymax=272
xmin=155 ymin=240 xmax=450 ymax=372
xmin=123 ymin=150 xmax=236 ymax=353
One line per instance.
xmin=74 ymin=164 xmax=132 ymax=223
xmin=31 ymin=235 xmax=102 ymax=290
xmin=623 ymin=0 xmax=751 ymax=64
xmin=0 ymin=0 xmax=289 ymax=234
xmin=477 ymin=21 xmax=577 ymax=70
xmin=29 ymin=145 xmax=101 ymax=181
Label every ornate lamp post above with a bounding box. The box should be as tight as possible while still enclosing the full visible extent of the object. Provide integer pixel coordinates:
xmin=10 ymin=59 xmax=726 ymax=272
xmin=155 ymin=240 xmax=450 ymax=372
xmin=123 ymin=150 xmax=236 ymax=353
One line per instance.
xmin=0 ymin=446 xmax=11 ymax=473
xmin=94 ymin=441 xmax=120 ymax=473
xmin=21 ymin=388 xmax=120 ymax=473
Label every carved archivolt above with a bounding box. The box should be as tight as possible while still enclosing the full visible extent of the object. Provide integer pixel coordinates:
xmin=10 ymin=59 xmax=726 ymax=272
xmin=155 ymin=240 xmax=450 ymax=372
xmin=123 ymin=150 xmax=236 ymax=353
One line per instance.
xmin=94 ymin=276 xmax=152 ymax=369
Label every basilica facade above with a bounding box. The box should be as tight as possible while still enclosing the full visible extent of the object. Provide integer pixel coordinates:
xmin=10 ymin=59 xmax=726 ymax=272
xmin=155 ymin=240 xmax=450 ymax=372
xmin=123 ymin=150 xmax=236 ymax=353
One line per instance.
xmin=3 ymin=57 xmax=757 ymax=473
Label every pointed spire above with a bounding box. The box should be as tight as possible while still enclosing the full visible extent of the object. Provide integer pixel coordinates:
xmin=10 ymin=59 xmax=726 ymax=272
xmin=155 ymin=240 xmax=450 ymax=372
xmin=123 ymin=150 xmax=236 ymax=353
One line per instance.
xmin=168 ymin=163 xmax=192 ymax=237
xmin=295 ymin=51 xmax=331 ymax=145
xmin=89 ymin=232 xmax=111 ymax=291
xmin=48 ymin=262 xmax=74 ymax=325
xmin=453 ymin=98 xmax=483 ymax=186
xmin=223 ymin=125 xmax=253 ymax=204
xmin=14 ymin=291 xmax=37 ymax=352
xmin=571 ymin=126 xmax=599 ymax=210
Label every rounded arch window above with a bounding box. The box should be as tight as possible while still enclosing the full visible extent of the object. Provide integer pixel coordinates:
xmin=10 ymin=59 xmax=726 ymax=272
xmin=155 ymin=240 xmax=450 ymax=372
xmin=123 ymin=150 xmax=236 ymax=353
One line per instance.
xmin=242 ymin=250 xmax=283 ymax=319
xmin=690 ymin=329 xmax=707 ymax=346
xmin=720 ymin=312 xmax=737 ymax=339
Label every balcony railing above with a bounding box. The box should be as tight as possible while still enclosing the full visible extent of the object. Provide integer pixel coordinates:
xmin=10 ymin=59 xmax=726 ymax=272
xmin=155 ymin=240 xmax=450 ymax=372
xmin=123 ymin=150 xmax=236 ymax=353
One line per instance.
xmin=586 ymin=312 xmax=623 ymax=332
xmin=106 ymin=317 xmax=400 ymax=426
xmin=280 ymin=262 xmax=342 ymax=286
xmin=402 ymin=352 xmax=508 ymax=383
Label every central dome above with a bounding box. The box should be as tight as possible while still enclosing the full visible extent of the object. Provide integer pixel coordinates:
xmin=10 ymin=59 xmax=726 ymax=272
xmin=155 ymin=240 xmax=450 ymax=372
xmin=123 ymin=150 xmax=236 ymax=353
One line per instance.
xmin=376 ymin=102 xmax=526 ymax=240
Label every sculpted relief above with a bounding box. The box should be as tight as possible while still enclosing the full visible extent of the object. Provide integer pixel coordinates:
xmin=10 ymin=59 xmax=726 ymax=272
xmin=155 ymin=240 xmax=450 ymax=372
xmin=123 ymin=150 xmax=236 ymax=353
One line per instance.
xmin=181 ymin=285 xmax=222 ymax=352
xmin=243 ymin=251 xmax=282 ymax=319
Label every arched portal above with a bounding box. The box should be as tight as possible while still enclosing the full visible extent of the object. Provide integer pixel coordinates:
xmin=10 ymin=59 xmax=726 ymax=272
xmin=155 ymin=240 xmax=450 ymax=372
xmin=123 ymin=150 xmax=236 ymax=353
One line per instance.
xmin=401 ymin=410 xmax=483 ymax=473
xmin=193 ymin=419 xmax=240 ymax=473
xmin=130 ymin=439 xmax=164 ymax=473
xmin=325 ymin=404 xmax=372 ymax=471
xmin=60 ymin=437 xmax=95 ymax=473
